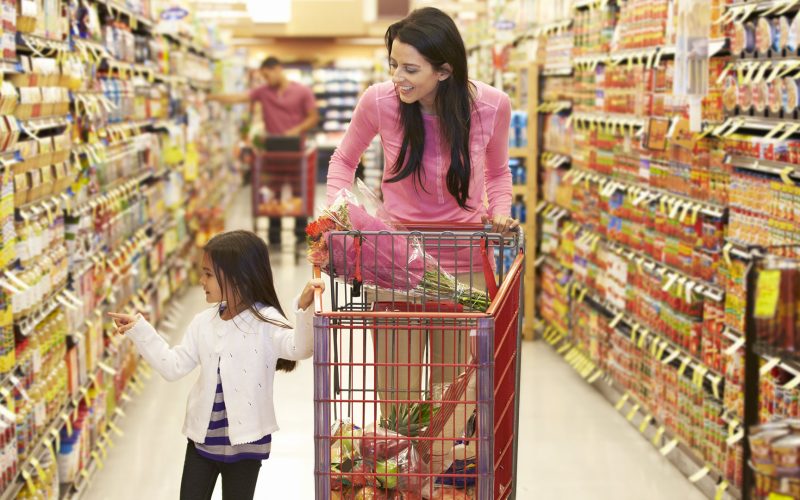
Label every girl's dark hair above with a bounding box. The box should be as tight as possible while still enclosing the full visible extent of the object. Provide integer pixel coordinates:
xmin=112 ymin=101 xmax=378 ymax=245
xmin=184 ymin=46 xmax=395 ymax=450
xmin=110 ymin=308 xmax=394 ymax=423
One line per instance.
xmin=204 ymin=230 xmax=296 ymax=372
xmin=384 ymin=7 xmax=475 ymax=210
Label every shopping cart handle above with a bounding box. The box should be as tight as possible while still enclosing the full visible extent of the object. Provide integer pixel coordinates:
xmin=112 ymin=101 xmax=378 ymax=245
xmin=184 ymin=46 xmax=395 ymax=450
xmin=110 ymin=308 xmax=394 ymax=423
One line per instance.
xmin=484 ymin=224 xmax=522 ymax=235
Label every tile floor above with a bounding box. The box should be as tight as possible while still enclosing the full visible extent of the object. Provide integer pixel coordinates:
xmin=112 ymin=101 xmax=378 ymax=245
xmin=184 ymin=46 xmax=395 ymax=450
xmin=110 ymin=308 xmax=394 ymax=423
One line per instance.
xmin=85 ymin=186 xmax=706 ymax=500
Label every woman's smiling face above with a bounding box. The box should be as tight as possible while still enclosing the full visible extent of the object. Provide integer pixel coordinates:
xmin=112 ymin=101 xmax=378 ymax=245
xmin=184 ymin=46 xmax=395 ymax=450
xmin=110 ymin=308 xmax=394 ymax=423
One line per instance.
xmin=389 ymin=39 xmax=450 ymax=114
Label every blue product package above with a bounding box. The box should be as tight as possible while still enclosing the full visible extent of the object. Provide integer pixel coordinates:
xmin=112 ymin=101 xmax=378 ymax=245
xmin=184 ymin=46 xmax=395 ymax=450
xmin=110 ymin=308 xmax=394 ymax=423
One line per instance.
xmin=516 ymin=164 xmax=526 ymax=185
xmin=517 ymin=111 xmax=528 ymax=147
xmin=509 ymin=158 xmax=520 ymax=183
xmin=436 ymin=458 xmax=478 ymax=487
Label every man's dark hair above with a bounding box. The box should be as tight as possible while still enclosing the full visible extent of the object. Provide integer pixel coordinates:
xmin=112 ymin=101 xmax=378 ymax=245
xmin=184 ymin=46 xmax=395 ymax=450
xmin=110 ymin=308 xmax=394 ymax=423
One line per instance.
xmin=260 ymin=56 xmax=281 ymax=69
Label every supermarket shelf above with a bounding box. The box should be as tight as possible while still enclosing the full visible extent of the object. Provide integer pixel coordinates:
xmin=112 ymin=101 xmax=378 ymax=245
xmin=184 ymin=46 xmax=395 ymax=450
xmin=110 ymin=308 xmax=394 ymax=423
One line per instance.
xmin=67 ymin=174 xmax=144 ymax=217
xmin=601 ymin=235 xmax=726 ymax=301
xmin=535 ymin=200 xmax=571 ymax=221
xmin=571 ymin=111 xmax=647 ymax=130
xmin=539 ymin=202 xmax=726 ymax=301
xmin=573 ymin=53 xmax=609 ymax=68
xmin=512 ymin=185 xmax=528 ymax=197
xmin=72 ymin=38 xmax=111 ymax=59
xmin=726 ymin=0 xmax=800 ymax=19
xmin=16 ymin=33 xmax=70 ymax=54
xmin=731 ymin=57 xmax=800 ymax=72
xmin=721 ymin=116 xmax=800 ymax=138
xmin=537 ymin=100 xmax=572 ymax=113
xmin=532 ymin=19 xmax=573 ymax=36
xmin=539 ymin=321 xmax=740 ymax=499
xmin=542 ymin=66 xmax=574 ymax=77
xmin=161 ymin=32 xmax=214 ymax=60
xmin=540 ymin=152 xmax=570 ymax=168
xmin=729 ymin=155 xmax=800 ymax=180
xmin=16 ymin=284 xmax=76 ymax=336
xmin=573 ymin=39 xmax=726 ymax=69
xmin=0 ymin=395 xmax=69 ymax=500
xmin=0 ymin=336 xmax=152 ymax=500
xmin=153 ymin=72 xmax=188 ymax=86
xmin=92 ymin=0 xmax=155 ymax=29
xmin=0 ymin=59 xmax=19 ymax=74
xmin=573 ymin=0 xmax=605 ymax=9
xmin=565 ymin=168 xmax=726 ymax=218
xmin=551 ymin=283 xmax=726 ymax=399
xmin=590 ymin=290 xmax=726 ymax=394
xmin=16 ymin=192 xmax=66 ymax=220
xmin=509 ymin=147 xmax=529 ymax=158
xmin=722 ymin=240 xmax=765 ymax=262
xmin=537 ymin=253 xmax=570 ymax=272
xmin=18 ymin=116 xmax=71 ymax=135
xmin=610 ymin=46 xmax=665 ymax=67
xmin=752 ymin=342 xmax=800 ymax=381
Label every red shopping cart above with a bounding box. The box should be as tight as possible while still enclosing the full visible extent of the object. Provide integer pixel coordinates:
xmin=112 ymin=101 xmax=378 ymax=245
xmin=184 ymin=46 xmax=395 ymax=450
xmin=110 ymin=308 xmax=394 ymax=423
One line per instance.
xmin=313 ymin=224 xmax=523 ymax=499
xmin=250 ymin=139 xmax=317 ymax=230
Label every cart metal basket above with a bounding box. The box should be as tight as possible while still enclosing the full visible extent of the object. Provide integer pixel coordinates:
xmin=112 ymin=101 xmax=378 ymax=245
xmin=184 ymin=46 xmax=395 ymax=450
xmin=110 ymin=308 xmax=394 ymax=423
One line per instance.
xmin=313 ymin=224 xmax=524 ymax=499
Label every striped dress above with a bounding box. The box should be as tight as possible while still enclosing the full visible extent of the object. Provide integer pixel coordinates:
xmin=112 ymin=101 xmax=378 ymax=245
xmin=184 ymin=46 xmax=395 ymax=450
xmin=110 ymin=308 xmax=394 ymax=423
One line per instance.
xmin=193 ymin=366 xmax=272 ymax=463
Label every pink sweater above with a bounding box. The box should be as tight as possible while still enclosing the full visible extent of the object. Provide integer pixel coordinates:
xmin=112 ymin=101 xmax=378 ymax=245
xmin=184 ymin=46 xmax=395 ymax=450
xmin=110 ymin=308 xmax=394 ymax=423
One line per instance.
xmin=326 ymin=80 xmax=513 ymax=224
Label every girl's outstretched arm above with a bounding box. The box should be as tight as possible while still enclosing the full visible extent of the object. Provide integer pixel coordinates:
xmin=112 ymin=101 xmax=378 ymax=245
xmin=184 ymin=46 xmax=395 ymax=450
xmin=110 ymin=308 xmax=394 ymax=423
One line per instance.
xmin=109 ymin=312 xmax=200 ymax=381
xmin=271 ymin=279 xmax=324 ymax=361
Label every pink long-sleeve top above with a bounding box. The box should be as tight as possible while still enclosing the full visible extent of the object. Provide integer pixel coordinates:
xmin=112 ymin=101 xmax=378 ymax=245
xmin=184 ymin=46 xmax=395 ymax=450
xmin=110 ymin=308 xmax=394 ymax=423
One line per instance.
xmin=326 ymin=80 xmax=513 ymax=224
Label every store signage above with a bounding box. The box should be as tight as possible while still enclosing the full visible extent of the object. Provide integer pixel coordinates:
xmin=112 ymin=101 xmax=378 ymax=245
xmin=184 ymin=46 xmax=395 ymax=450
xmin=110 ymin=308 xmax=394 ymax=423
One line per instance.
xmin=161 ymin=7 xmax=189 ymax=21
xmin=494 ymin=20 xmax=516 ymax=31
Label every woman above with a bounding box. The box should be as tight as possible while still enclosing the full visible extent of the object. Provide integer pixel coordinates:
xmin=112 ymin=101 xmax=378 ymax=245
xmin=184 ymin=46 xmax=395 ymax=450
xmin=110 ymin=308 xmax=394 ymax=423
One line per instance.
xmin=326 ymin=6 xmax=517 ymax=476
xmin=327 ymin=7 xmax=516 ymax=233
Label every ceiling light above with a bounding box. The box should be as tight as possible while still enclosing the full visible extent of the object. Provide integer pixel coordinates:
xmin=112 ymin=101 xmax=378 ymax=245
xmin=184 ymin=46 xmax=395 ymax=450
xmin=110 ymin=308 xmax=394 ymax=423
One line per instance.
xmin=246 ymin=0 xmax=290 ymax=23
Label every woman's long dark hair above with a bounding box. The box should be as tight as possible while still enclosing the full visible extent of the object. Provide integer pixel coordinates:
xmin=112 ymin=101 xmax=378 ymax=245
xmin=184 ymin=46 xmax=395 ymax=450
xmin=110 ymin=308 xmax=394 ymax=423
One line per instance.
xmin=385 ymin=7 xmax=475 ymax=210
xmin=204 ymin=230 xmax=296 ymax=372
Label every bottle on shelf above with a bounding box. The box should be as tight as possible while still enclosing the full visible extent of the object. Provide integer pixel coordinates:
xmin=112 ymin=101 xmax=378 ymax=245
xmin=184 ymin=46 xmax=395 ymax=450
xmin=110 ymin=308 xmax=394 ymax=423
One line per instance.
xmin=511 ymin=195 xmax=526 ymax=223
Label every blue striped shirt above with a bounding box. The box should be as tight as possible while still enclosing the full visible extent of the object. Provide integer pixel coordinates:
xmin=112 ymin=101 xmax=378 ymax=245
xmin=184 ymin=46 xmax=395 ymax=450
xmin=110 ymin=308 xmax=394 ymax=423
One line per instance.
xmin=193 ymin=367 xmax=272 ymax=463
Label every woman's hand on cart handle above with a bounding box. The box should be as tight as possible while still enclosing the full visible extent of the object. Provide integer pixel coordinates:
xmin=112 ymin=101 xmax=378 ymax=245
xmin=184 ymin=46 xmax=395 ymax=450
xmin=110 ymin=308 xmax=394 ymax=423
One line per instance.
xmin=482 ymin=214 xmax=520 ymax=234
xmin=300 ymin=278 xmax=326 ymax=311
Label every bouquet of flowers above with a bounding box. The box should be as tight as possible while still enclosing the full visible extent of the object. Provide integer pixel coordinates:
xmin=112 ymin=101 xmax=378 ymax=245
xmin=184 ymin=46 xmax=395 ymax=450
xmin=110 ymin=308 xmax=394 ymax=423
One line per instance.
xmin=306 ymin=184 xmax=491 ymax=312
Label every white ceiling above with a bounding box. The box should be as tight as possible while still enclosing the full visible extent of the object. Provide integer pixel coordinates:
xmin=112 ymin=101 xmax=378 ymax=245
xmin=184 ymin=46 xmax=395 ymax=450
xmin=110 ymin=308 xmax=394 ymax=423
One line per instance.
xmin=187 ymin=0 xmax=487 ymax=43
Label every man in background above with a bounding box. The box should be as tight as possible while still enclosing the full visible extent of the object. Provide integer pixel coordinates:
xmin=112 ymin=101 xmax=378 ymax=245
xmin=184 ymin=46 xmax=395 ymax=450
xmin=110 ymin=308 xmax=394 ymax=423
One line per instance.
xmin=211 ymin=56 xmax=319 ymax=245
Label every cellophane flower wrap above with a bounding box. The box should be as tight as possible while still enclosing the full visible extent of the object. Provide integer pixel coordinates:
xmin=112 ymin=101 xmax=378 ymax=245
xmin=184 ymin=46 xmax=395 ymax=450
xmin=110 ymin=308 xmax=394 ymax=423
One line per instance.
xmin=306 ymin=182 xmax=490 ymax=311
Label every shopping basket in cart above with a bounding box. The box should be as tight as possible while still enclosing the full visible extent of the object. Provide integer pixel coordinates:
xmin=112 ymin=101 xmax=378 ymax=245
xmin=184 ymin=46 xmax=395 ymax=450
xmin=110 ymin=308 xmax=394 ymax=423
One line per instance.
xmin=313 ymin=224 xmax=523 ymax=499
xmin=250 ymin=137 xmax=317 ymax=230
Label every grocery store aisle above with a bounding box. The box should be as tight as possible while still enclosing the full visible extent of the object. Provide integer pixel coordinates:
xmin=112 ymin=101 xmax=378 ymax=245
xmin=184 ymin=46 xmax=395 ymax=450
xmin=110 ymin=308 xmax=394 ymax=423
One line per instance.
xmin=87 ymin=186 xmax=705 ymax=500
xmin=522 ymin=342 xmax=705 ymax=500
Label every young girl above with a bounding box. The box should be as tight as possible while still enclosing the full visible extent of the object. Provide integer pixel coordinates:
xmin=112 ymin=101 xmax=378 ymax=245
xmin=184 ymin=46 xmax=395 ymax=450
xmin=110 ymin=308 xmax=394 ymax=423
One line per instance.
xmin=109 ymin=230 xmax=323 ymax=500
